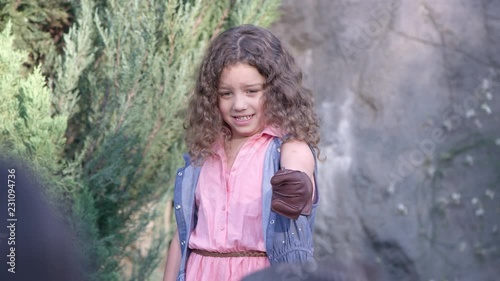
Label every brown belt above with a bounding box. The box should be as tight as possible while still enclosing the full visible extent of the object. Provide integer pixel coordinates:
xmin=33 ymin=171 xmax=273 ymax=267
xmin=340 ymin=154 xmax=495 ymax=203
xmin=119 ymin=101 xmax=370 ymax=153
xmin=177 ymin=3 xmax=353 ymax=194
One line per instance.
xmin=191 ymin=249 xmax=267 ymax=257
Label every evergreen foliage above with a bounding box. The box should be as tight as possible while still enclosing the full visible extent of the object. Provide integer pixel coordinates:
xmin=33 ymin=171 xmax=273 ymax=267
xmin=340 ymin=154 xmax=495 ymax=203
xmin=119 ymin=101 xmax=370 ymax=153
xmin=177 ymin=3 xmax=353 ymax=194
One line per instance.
xmin=1 ymin=0 xmax=281 ymax=280
xmin=0 ymin=21 xmax=69 ymax=185
xmin=0 ymin=0 xmax=73 ymax=75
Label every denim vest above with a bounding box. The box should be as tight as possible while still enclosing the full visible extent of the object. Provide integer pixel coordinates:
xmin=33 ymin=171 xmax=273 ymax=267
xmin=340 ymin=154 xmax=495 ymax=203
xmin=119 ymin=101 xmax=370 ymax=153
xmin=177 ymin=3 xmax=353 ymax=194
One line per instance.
xmin=173 ymin=137 xmax=319 ymax=281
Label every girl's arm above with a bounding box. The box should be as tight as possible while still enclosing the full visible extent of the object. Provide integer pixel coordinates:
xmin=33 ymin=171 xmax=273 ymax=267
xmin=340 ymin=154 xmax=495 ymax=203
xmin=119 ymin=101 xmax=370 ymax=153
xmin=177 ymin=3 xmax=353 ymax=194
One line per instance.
xmin=162 ymin=228 xmax=181 ymax=281
xmin=280 ymin=140 xmax=316 ymax=200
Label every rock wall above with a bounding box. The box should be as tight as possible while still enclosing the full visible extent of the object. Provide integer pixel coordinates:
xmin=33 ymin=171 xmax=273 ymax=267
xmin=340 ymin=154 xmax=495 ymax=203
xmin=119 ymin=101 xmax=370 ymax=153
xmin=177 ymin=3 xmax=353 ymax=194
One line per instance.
xmin=270 ymin=1 xmax=500 ymax=280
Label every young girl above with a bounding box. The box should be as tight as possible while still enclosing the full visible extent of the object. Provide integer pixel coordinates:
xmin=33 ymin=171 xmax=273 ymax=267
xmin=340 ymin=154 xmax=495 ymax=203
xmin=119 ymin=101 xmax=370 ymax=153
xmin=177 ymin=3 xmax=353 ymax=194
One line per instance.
xmin=163 ymin=24 xmax=321 ymax=281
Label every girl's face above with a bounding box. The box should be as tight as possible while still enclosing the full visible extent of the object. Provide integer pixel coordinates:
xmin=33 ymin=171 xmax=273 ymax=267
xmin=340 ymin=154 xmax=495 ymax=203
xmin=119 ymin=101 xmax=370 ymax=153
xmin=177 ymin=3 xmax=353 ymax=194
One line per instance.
xmin=218 ymin=63 xmax=266 ymax=140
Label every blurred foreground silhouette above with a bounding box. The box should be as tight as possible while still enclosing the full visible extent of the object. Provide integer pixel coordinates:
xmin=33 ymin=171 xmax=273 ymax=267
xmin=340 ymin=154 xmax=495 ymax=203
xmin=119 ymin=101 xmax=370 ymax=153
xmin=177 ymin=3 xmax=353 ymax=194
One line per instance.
xmin=0 ymin=156 xmax=84 ymax=281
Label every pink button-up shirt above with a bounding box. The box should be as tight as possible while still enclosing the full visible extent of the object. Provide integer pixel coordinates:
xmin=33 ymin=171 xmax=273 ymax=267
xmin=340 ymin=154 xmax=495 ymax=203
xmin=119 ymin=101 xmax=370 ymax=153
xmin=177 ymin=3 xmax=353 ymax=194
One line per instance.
xmin=186 ymin=127 xmax=280 ymax=281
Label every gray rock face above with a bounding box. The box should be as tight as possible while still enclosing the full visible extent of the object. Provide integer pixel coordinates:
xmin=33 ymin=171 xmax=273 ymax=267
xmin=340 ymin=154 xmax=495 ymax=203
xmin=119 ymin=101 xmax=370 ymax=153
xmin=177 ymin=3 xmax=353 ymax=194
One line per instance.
xmin=270 ymin=1 xmax=500 ymax=280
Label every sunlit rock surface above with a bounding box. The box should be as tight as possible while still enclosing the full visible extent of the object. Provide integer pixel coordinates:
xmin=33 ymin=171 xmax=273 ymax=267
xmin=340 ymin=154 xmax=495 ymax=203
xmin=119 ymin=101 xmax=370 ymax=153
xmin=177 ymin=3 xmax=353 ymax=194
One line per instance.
xmin=271 ymin=1 xmax=500 ymax=280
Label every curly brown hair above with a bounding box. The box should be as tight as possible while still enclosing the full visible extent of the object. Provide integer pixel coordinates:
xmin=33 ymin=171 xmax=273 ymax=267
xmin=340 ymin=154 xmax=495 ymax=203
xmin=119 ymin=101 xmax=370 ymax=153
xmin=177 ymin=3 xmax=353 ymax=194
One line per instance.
xmin=185 ymin=24 xmax=321 ymax=163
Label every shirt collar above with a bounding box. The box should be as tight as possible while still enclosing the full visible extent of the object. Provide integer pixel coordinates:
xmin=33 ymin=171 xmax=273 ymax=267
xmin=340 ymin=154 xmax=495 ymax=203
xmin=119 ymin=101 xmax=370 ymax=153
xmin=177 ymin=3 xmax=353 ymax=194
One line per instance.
xmin=213 ymin=126 xmax=282 ymax=154
xmin=259 ymin=126 xmax=282 ymax=138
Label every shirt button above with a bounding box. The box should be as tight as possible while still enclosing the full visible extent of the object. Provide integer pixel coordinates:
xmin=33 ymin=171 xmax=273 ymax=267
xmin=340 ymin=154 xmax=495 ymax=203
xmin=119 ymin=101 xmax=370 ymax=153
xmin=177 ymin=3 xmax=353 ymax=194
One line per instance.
xmin=175 ymin=205 xmax=181 ymax=210
xmin=177 ymin=171 xmax=183 ymax=176
xmin=181 ymin=240 xmax=186 ymax=245
xmin=220 ymin=226 xmax=225 ymax=231
xmin=270 ymin=220 xmax=275 ymax=224
xmin=277 ymin=148 xmax=281 ymax=152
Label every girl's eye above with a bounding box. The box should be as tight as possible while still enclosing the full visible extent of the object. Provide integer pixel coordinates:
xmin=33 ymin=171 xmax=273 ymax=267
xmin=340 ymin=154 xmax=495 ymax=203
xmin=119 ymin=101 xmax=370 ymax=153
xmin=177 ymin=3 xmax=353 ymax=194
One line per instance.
xmin=247 ymin=89 xmax=259 ymax=94
xmin=219 ymin=92 xmax=232 ymax=97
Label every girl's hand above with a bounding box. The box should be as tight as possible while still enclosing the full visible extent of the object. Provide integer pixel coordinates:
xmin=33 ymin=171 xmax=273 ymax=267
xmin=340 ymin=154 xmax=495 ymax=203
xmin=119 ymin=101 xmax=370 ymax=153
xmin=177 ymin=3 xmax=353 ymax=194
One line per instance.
xmin=271 ymin=168 xmax=313 ymax=219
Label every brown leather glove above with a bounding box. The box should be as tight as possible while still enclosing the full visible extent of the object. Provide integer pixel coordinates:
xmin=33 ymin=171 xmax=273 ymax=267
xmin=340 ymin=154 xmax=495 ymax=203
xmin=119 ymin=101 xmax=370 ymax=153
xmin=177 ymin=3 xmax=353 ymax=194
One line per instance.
xmin=271 ymin=168 xmax=313 ymax=220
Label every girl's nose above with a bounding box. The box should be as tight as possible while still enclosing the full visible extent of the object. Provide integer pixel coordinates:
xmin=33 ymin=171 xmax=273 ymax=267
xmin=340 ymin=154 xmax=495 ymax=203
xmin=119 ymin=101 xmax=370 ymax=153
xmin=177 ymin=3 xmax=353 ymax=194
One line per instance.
xmin=233 ymin=94 xmax=247 ymax=111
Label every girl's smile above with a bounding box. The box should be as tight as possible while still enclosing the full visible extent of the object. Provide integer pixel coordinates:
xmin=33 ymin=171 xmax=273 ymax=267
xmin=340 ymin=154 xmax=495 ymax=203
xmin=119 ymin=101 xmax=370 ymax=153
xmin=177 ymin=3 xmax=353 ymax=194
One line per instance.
xmin=218 ymin=63 xmax=266 ymax=140
xmin=233 ymin=114 xmax=254 ymax=122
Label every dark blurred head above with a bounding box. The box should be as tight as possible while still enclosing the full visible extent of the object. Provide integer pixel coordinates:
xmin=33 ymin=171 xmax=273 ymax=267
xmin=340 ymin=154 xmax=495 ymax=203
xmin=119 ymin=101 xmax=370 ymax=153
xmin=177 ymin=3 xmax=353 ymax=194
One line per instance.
xmin=0 ymin=156 xmax=84 ymax=281
xmin=241 ymin=257 xmax=383 ymax=281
